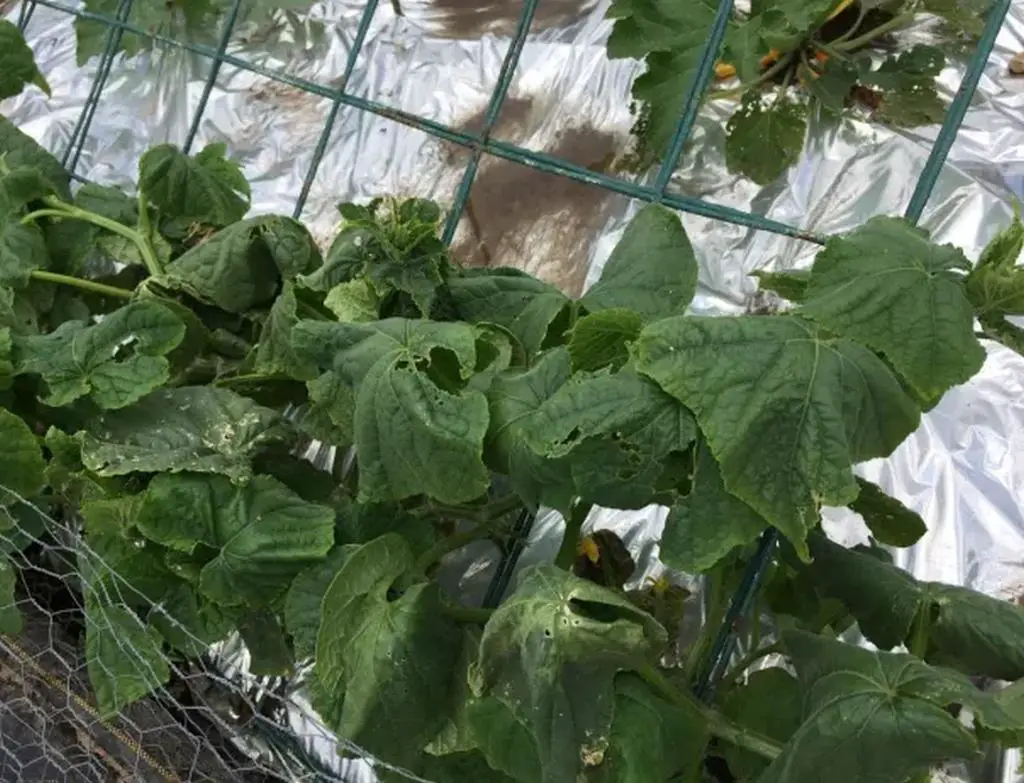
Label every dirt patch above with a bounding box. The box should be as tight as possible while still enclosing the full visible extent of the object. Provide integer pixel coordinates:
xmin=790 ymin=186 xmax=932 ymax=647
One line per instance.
xmin=445 ymin=98 xmax=620 ymax=296
xmin=430 ymin=0 xmax=596 ymax=38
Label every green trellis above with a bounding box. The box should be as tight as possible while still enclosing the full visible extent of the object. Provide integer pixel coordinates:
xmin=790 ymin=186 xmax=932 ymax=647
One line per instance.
xmin=10 ymin=0 xmax=1015 ymax=760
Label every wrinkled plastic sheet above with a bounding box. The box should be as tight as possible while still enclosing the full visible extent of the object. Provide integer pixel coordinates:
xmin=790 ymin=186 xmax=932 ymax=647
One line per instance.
xmin=3 ymin=1 xmax=1024 ymax=781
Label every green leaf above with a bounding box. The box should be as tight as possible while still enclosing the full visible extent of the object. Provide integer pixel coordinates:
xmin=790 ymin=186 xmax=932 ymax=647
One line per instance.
xmin=0 ymin=117 xmax=70 ymax=200
xmin=524 ymin=367 xmax=697 ymax=510
xmin=75 ymin=0 xmax=218 ymax=65
xmin=725 ymin=95 xmax=807 ymax=185
xmin=323 ymin=278 xmax=379 ymax=322
xmin=0 ymin=407 xmax=46 ymax=506
xmin=138 ymin=143 xmax=250 ymax=228
xmin=582 ymin=205 xmax=698 ymax=320
xmin=807 ymin=57 xmax=859 ymax=116
xmin=858 ymin=46 xmax=947 ymax=127
xmin=966 ymin=213 xmax=1024 ymax=317
xmin=751 ymin=269 xmax=810 ymax=303
xmin=299 ymin=371 xmax=355 ymax=446
xmin=0 ymin=21 xmax=50 ymax=99
xmin=297 ymin=226 xmax=374 ymax=292
xmin=12 ymin=301 xmax=185 ymax=409
xmin=718 ymin=668 xmax=801 ymax=780
xmin=80 ymin=386 xmax=293 ymax=482
xmin=448 ymin=268 xmax=572 ymax=357
xmin=568 ymin=308 xmax=643 ymax=372
xmin=635 ymin=315 xmax=920 ymax=558
xmin=136 ymin=472 xmax=335 ymax=607
xmin=406 ymin=751 xmax=517 ymax=783
xmin=760 ymin=629 xmax=1016 ymax=783
xmin=800 ymin=216 xmax=984 ymax=404
xmin=485 ymin=348 xmax=576 ymax=514
xmin=284 ymin=545 xmax=358 ymax=660
xmin=978 ymin=678 xmax=1024 ymax=746
xmin=591 ymin=673 xmax=709 ymax=783
xmin=146 ymin=583 xmax=236 ymax=657
xmin=0 ymin=556 xmax=21 ymax=634
xmin=755 ymin=0 xmax=841 ymax=51
xmin=849 ymin=477 xmax=927 ymax=547
xmin=85 ymin=600 xmax=171 ymax=717
xmin=805 ymin=535 xmax=1024 ymax=680
xmin=314 ymin=534 xmax=463 ymax=767
xmin=252 ymin=282 xmax=318 ymax=381
xmin=239 ymin=611 xmax=294 ymax=676
xmin=293 ymin=318 xmax=492 ymax=504
xmin=469 ymin=565 xmax=667 ymax=783
xmin=159 ymin=216 xmax=321 ymax=313
xmin=662 ymin=440 xmax=765 ymax=574
xmin=0 ymin=223 xmax=49 ymax=288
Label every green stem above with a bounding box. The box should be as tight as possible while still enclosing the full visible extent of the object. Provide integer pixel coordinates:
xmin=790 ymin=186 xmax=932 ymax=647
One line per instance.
xmin=683 ymin=567 xmax=728 ymax=684
xmin=831 ymin=8 xmax=918 ymax=52
xmin=29 ymin=270 xmax=134 ymax=300
xmin=441 ymin=600 xmax=492 ymax=625
xmin=718 ymin=642 xmax=782 ymax=691
xmin=706 ymin=53 xmax=796 ymax=102
xmin=414 ymin=512 xmax=515 ymax=576
xmin=429 ymin=493 xmax=524 ymax=524
xmin=828 ymin=4 xmax=869 ymax=46
xmin=135 ymin=189 xmax=164 ymax=276
xmin=636 ymin=663 xmax=783 ymax=761
xmin=910 ymin=607 xmax=931 ymax=658
xmin=213 ymin=373 xmax=284 ymax=387
xmin=554 ymin=501 xmax=592 ymax=570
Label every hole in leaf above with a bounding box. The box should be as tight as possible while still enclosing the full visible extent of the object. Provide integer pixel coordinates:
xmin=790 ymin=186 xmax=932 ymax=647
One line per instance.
xmin=415 ymin=346 xmax=466 ymax=393
xmin=569 ymin=597 xmax=633 ymax=625
xmin=112 ymin=335 xmax=139 ymax=362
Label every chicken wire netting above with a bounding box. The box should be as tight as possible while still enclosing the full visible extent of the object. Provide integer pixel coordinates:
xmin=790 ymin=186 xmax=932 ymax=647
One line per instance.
xmin=0 ymin=0 xmax=1020 ymax=781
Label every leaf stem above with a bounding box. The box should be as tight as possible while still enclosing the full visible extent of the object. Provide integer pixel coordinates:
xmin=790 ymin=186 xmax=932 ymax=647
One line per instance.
xmin=636 ymin=663 xmax=783 ymax=760
xmin=554 ymin=501 xmax=592 ymax=571
xmin=413 ymin=503 xmax=519 ymax=576
xmin=831 ymin=8 xmax=919 ymax=52
xmin=135 ymin=188 xmax=165 ymax=276
xmin=213 ymin=373 xmax=286 ymax=387
xmin=440 ymin=600 xmax=492 ymax=625
xmin=909 ymin=607 xmax=931 ymax=658
xmin=29 ymin=270 xmax=134 ymax=299
xmin=428 ymin=493 xmax=523 ymax=523
xmin=717 ymin=641 xmax=783 ymax=690
xmin=683 ymin=566 xmax=728 ymax=684
xmin=706 ymin=53 xmax=796 ymax=102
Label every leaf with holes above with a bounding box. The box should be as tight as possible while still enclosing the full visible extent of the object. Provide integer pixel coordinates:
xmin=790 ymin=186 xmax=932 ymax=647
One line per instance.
xmin=725 ymin=94 xmax=807 ymax=185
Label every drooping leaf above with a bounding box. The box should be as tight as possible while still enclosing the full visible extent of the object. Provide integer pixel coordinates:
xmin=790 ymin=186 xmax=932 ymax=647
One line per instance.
xmin=662 ymin=440 xmax=765 ymax=574
xmin=136 ymin=472 xmax=335 ymax=607
xmin=800 ymin=216 xmax=984 ymax=404
xmin=0 ymin=117 xmax=70 ymax=200
xmin=0 ymin=20 xmax=50 ymax=100
xmin=485 ymin=348 xmax=576 ymax=514
xmin=314 ymin=534 xmax=463 ymax=767
xmin=718 ymin=668 xmax=802 ymax=780
xmin=591 ymin=673 xmax=709 ymax=783
xmin=759 ymin=629 xmax=1020 ymax=783
xmin=12 ymin=301 xmax=185 ymax=409
xmin=448 ymin=268 xmax=572 ymax=357
xmin=806 ymin=535 xmax=1024 ymax=681
xmin=0 ymin=223 xmax=49 ymax=288
xmin=284 ymin=544 xmax=358 ymax=660
xmin=80 ymin=386 xmax=294 ymax=482
xmin=252 ymin=282 xmax=318 ymax=380
xmin=525 ymin=367 xmax=697 ymax=510
xmin=469 ymin=565 xmax=667 ymax=783
xmin=635 ymin=315 xmax=920 ymax=557
xmin=293 ymin=318 xmax=492 ymax=504
xmin=0 ymin=556 xmax=22 ymax=634
xmin=0 ymin=407 xmax=46 ymax=506
xmin=568 ymin=308 xmax=643 ymax=372
xmin=239 ymin=611 xmax=294 ymax=676
xmin=751 ymin=269 xmax=810 ymax=303
xmin=159 ymin=215 xmax=321 ymax=313
xmin=85 ymin=600 xmax=171 ymax=718
xmin=725 ymin=94 xmax=807 ymax=186
xmin=582 ymin=205 xmax=698 ymax=321
xmin=138 ymin=143 xmax=250 ymax=228
xmin=848 ymin=477 xmax=927 ymax=547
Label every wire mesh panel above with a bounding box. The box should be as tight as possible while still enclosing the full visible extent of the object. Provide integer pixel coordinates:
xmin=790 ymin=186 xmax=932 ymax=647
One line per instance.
xmin=0 ymin=0 xmax=1018 ymax=780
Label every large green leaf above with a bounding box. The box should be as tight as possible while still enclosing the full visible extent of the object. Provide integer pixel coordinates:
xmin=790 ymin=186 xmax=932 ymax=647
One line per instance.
xmin=718 ymin=668 xmax=802 ymax=780
xmin=293 ymin=318 xmax=492 ymax=504
xmin=252 ymin=282 xmax=319 ymax=381
xmin=80 ymin=386 xmax=293 ymax=482
xmin=12 ymin=301 xmax=185 ymax=409
xmin=284 ymin=544 xmax=358 ymax=660
xmin=0 ymin=407 xmax=46 ymax=507
xmin=85 ymin=600 xmax=171 ymax=718
xmin=759 ymin=630 xmax=1021 ymax=783
xmin=590 ymin=673 xmax=709 ymax=783
xmin=0 ymin=20 xmax=50 ymax=100
xmin=0 ymin=223 xmax=49 ymax=288
xmin=136 ymin=472 xmax=335 ymax=607
xmin=581 ymin=205 xmax=698 ymax=321
xmin=485 ymin=348 xmax=576 ymax=514
xmin=314 ymin=534 xmax=463 ymax=767
xmin=662 ymin=440 xmax=765 ymax=574
xmin=448 ymin=269 xmax=571 ymax=357
xmin=0 ymin=556 xmax=21 ymax=634
xmin=635 ymin=315 xmax=920 ymax=557
xmin=806 ymin=535 xmax=1024 ymax=681
xmin=799 ymin=217 xmax=984 ymax=404
xmin=159 ymin=215 xmax=321 ymax=313
xmin=568 ymin=308 xmax=643 ymax=373
xmin=849 ymin=477 xmax=927 ymax=548
xmin=0 ymin=117 xmax=70 ymax=200
xmin=725 ymin=95 xmax=807 ymax=186
xmin=525 ymin=367 xmax=697 ymax=510
xmin=469 ymin=565 xmax=667 ymax=783
xmin=138 ymin=143 xmax=250 ymax=228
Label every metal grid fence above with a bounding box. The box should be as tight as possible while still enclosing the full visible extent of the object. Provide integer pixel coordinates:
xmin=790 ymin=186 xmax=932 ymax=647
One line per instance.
xmin=4 ymin=0 xmax=1016 ymax=779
